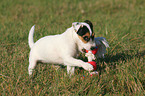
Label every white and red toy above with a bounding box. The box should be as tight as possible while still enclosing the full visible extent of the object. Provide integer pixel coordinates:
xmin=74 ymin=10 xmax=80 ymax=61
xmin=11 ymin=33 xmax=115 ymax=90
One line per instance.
xmin=85 ymin=47 xmax=98 ymax=76
xmin=85 ymin=37 xmax=109 ymax=76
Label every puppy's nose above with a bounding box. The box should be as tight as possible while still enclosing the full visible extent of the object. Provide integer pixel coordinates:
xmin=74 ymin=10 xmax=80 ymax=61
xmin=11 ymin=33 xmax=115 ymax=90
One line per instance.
xmin=90 ymin=46 xmax=96 ymax=50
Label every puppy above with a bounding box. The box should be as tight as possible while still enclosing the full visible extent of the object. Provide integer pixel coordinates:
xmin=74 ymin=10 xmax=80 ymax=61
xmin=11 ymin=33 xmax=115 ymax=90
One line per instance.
xmin=28 ymin=20 xmax=96 ymax=76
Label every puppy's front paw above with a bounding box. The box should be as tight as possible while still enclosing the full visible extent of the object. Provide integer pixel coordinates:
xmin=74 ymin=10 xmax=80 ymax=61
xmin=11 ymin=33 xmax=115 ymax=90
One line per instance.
xmin=82 ymin=63 xmax=94 ymax=71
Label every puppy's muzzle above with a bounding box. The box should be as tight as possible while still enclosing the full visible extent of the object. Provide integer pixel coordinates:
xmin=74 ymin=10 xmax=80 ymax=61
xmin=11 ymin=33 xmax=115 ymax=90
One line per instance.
xmin=90 ymin=46 xmax=96 ymax=50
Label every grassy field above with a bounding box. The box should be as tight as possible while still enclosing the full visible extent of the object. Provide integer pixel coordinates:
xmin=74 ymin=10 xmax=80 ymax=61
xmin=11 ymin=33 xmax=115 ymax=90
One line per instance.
xmin=0 ymin=0 xmax=145 ymax=95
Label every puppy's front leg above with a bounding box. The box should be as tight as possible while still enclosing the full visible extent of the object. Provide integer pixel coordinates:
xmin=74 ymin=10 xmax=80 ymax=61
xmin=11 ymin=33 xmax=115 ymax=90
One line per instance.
xmin=64 ymin=57 xmax=93 ymax=71
xmin=67 ymin=66 xmax=75 ymax=76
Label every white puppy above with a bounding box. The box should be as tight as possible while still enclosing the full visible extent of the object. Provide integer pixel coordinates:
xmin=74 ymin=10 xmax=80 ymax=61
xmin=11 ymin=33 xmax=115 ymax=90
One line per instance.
xmin=28 ymin=20 xmax=96 ymax=76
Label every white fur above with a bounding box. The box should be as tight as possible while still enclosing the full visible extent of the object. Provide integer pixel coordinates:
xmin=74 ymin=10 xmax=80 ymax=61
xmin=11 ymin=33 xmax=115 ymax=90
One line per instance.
xmin=28 ymin=24 xmax=96 ymax=76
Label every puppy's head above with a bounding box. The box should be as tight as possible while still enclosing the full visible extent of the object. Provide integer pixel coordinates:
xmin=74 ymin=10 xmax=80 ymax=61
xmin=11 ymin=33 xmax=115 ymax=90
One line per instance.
xmin=72 ymin=20 xmax=96 ymax=52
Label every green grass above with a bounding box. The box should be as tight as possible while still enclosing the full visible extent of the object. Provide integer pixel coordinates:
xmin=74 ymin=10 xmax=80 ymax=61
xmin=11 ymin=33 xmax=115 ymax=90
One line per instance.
xmin=0 ymin=0 xmax=145 ymax=95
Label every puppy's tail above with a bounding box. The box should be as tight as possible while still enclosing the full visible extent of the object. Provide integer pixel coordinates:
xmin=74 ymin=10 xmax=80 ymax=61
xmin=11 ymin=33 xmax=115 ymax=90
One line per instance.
xmin=28 ymin=25 xmax=35 ymax=49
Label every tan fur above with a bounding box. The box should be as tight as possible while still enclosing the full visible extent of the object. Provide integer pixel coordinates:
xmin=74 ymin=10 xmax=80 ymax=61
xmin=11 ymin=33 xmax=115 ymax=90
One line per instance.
xmin=78 ymin=32 xmax=90 ymax=43
xmin=77 ymin=32 xmax=93 ymax=43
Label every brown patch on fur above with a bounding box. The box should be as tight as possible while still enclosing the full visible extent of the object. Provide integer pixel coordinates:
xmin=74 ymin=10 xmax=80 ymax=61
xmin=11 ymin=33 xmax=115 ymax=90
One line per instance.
xmin=83 ymin=32 xmax=90 ymax=38
xmin=78 ymin=32 xmax=90 ymax=43
xmin=78 ymin=35 xmax=88 ymax=43
xmin=91 ymin=33 xmax=94 ymax=37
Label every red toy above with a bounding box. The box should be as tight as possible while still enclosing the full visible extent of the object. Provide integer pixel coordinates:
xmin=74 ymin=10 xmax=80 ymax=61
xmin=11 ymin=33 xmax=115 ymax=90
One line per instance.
xmin=88 ymin=61 xmax=97 ymax=70
xmin=85 ymin=46 xmax=98 ymax=55
xmin=82 ymin=46 xmax=98 ymax=78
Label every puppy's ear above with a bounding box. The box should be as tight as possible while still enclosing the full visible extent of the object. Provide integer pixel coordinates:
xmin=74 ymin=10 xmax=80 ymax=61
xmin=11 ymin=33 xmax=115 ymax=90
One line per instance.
xmin=84 ymin=20 xmax=93 ymax=32
xmin=72 ymin=22 xmax=81 ymax=32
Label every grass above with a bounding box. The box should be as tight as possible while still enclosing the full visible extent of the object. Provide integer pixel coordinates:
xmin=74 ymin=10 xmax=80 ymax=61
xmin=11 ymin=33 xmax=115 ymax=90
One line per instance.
xmin=0 ymin=0 xmax=145 ymax=95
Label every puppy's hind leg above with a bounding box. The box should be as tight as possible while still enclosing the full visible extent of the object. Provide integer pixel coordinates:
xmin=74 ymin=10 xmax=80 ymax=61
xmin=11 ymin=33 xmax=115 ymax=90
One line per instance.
xmin=28 ymin=57 xmax=37 ymax=76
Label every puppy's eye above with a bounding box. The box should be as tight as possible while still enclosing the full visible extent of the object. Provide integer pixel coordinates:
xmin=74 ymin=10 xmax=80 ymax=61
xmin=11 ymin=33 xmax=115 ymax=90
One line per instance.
xmin=83 ymin=36 xmax=90 ymax=42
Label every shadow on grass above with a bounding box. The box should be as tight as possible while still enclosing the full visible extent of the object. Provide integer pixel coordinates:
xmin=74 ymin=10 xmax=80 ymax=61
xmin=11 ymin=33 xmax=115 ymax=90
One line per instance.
xmin=96 ymin=50 xmax=145 ymax=74
xmin=105 ymin=50 xmax=144 ymax=63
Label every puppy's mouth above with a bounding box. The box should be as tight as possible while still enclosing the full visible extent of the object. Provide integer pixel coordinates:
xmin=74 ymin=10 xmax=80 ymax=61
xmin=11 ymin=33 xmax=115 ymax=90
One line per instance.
xmin=82 ymin=47 xmax=96 ymax=53
xmin=82 ymin=48 xmax=87 ymax=53
xmin=82 ymin=48 xmax=90 ymax=53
